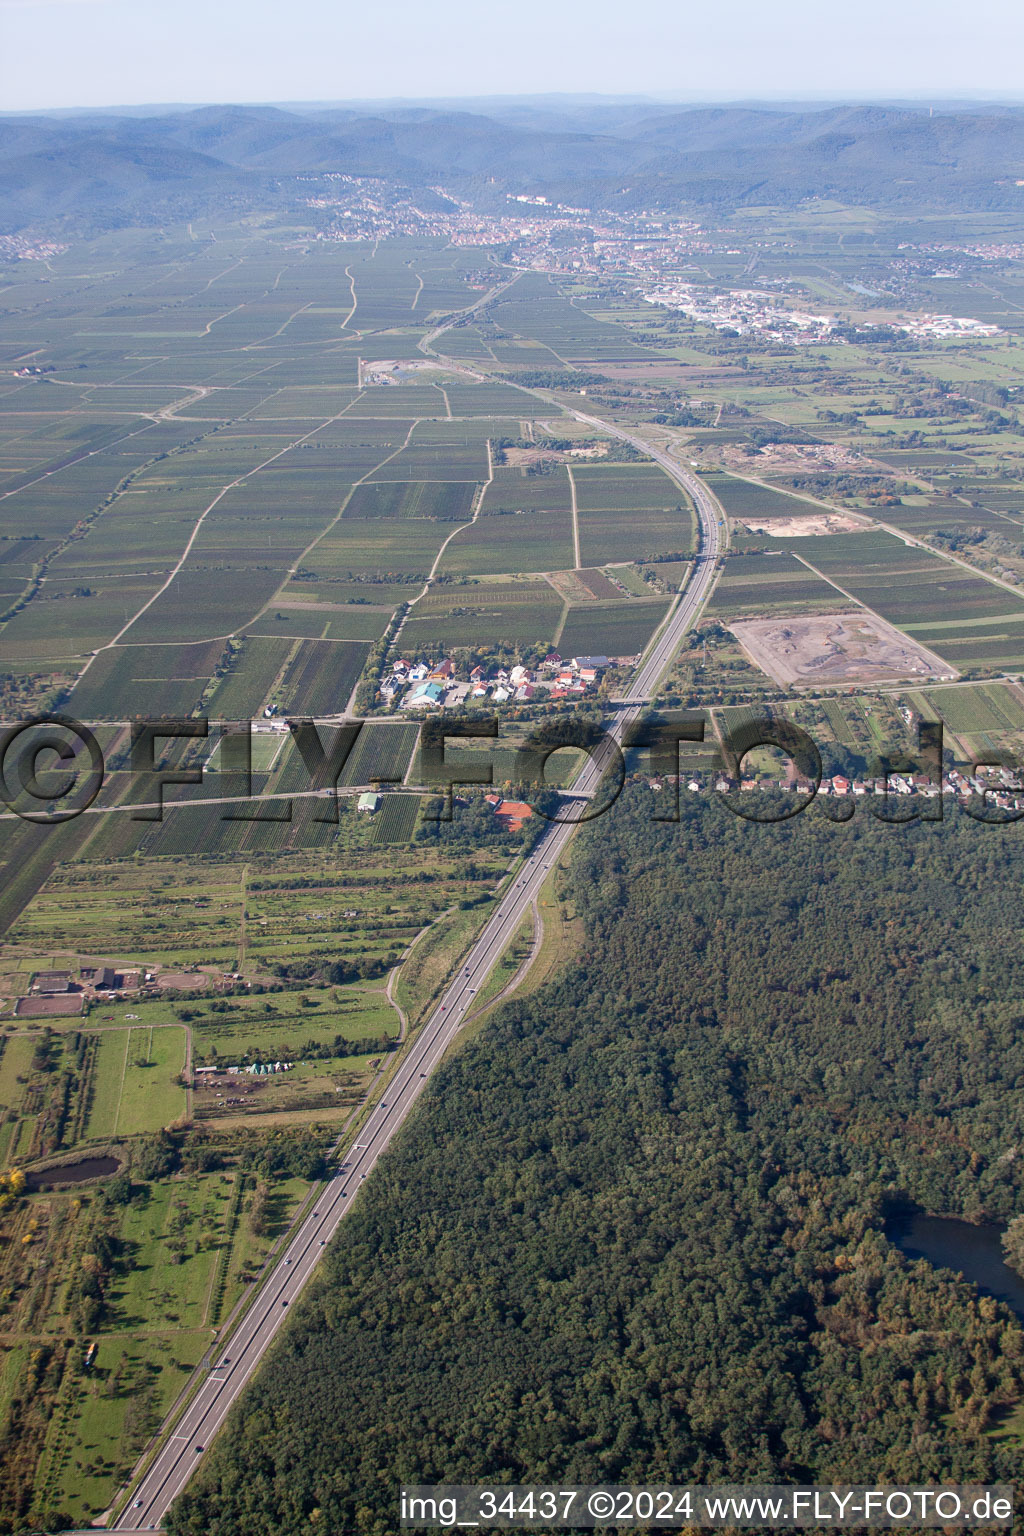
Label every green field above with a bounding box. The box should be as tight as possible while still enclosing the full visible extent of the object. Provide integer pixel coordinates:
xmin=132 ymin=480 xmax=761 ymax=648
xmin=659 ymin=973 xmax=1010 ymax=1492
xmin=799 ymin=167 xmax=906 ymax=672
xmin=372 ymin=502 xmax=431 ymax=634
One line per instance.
xmin=84 ymin=1026 xmax=188 ymax=1138
xmin=908 ymin=682 xmax=1024 ymax=737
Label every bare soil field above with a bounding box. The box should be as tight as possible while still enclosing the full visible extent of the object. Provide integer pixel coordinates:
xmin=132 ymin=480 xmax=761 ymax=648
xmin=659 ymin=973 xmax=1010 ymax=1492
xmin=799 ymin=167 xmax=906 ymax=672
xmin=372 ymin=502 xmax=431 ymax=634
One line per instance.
xmin=730 ymin=611 xmax=955 ymax=687
xmin=737 ymin=512 xmax=867 ymax=537
xmin=14 ymin=993 xmax=85 ymax=1017
xmin=155 ymin=970 xmax=207 ymax=989
xmin=360 ymin=358 xmax=454 ymax=385
xmin=504 ymin=444 xmax=608 ymax=467
xmin=720 ymin=442 xmax=867 ymax=473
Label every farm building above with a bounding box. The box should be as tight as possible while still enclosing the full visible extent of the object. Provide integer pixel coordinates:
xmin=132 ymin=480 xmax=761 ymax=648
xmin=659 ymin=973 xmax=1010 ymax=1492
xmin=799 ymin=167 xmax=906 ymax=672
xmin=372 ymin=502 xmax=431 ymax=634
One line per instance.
xmin=31 ymin=970 xmax=72 ymax=994
xmin=405 ymin=681 xmax=444 ymax=708
xmin=82 ymin=965 xmax=117 ymax=989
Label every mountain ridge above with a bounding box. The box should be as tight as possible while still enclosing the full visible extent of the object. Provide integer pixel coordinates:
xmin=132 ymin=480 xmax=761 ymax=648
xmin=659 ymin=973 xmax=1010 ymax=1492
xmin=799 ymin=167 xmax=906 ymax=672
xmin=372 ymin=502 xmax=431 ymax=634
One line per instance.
xmin=3 ymin=99 xmax=1024 ymax=233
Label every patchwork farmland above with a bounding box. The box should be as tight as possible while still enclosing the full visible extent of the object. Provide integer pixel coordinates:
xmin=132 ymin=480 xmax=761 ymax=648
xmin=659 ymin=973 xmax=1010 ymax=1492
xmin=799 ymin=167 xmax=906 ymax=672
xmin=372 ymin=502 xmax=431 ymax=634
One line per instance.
xmin=12 ymin=213 xmax=1024 ymax=1535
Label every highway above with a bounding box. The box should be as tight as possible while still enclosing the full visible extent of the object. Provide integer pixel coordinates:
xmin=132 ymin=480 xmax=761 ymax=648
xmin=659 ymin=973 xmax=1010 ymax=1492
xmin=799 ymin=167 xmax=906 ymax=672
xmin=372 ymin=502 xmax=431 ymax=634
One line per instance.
xmin=116 ymin=435 xmax=723 ymax=1533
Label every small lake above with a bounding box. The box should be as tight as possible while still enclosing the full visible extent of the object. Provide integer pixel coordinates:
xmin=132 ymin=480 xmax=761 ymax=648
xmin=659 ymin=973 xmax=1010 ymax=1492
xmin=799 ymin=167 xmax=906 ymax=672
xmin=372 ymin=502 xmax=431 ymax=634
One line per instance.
xmin=890 ymin=1213 xmax=1024 ymax=1319
xmin=24 ymin=1155 xmax=120 ymax=1190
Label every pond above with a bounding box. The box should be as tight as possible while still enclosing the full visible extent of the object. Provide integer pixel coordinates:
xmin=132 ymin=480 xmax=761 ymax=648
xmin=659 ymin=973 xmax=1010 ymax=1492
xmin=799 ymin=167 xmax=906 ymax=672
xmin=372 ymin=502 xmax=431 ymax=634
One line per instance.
xmin=24 ymin=1155 xmax=120 ymax=1190
xmin=890 ymin=1213 xmax=1024 ymax=1320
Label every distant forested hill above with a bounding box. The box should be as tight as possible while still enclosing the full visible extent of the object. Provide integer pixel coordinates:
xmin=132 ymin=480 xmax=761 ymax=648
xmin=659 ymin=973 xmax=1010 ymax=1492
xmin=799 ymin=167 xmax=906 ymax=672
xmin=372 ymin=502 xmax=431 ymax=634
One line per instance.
xmin=168 ymin=791 xmax=1024 ymax=1536
xmin=4 ymin=99 xmax=1024 ymax=232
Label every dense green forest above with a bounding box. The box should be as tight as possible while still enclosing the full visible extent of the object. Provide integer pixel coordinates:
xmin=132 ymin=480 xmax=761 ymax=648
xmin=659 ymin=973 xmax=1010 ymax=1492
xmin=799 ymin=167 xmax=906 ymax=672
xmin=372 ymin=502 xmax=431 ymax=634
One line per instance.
xmin=168 ymin=792 xmax=1024 ymax=1535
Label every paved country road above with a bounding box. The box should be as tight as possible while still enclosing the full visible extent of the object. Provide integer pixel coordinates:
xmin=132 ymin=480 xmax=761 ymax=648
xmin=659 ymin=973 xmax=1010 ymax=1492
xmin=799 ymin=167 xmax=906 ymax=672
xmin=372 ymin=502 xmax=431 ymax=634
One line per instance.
xmin=115 ymin=430 xmax=723 ymax=1534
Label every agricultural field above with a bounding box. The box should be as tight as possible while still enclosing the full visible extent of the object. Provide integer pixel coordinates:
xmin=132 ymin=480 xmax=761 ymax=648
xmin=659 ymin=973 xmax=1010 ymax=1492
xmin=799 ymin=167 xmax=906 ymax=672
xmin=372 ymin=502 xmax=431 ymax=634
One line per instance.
xmin=905 ymin=681 xmax=1024 ymax=759
xmin=699 ymin=471 xmax=838 ymax=523
xmin=438 ymin=510 xmax=575 ymax=576
xmin=557 ymin=599 xmax=670 ymax=660
xmin=2 ymin=799 xmax=514 ymax=1005
xmin=0 ymin=1151 xmax=312 ymax=1526
xmin=274 ymin=638 xmax=369 ymax=714
xmin=569 ymin=463 xmax=690 ymax=513
xmin=707 ymin=553 xmax=848 ymax=618
xmin=484 ymin=272 xmax=663 ymax=363
xmin=84 ymin=1025 xmax=188 ymax=1139
xmin=205 ymin=637 xmax=294 ymax=719
xmin=783 ymin=531 xmax=1024 ymax=670
xmin=481 ymin=466 xmax=574 ymax=513
xmin=909 ymin=681 xmax=1024 ymax=736
xmin=336 ymin=722 xmax=419 ymax=786
xmin=343 ymin=482 xmax=477 ymax=519
xmin=10 ymin=210 xmax=1024 ymax=1529
xmin=370 ymin=793 xmax=421 ymax=843
xmin=0 ymin=668 xmax=532 ymax=1517
xmin=0 ymin=237 xmax=573 ymax=730
xmin=401 ymin=580 xmax=565 ymax=649
xmin=343 ymin=385 xmax=448 ymax=419
xmin=298 ymin=518 xmax=452 ymax=579
xmin=568 ymin=463 xmax=695 ymax=565
xmin=576 ymin=505 xmax=693 ymax=565
xmin=245 ymin=605 xmax=390 ymax=644
xmin=70 ymin=640 xmax=229 ymax=720
xmin=363 ymin=428 xmax=492 ymax=482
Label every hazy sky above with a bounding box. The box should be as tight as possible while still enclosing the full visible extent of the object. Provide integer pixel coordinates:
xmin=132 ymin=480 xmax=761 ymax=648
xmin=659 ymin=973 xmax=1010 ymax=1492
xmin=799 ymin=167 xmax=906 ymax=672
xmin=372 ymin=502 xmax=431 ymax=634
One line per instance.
xmin=1 ymin=0 xmax=1022 ymax=113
